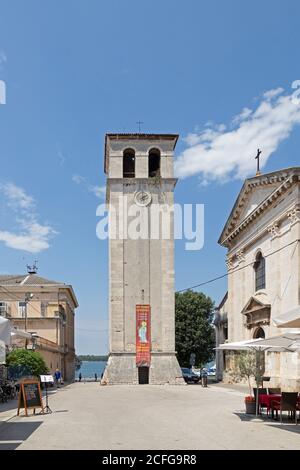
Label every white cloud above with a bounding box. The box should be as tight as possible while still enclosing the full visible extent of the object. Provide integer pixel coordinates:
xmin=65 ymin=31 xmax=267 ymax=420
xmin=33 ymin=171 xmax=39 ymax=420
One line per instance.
xmin=263 ymin=87 xmax=284 ymax=100
xmin=0 ymin=182 xmax=56 ymax=253
xmin=175 ymin=86 xmax=300 ymax=183
xmin=88 ymin=185 xmax=106 ymax=198
xmin=0 ymin=51 xmax=7 ymax=65
xmin=72 ymin=174 xmax=86 ymax=185
xmin=57 ymin=148 xmax=66 ymax=167
xmin=0 ymin=182 xmax=34 ymax=211
xmin=72 ymin=174 xmax=105 ymax=199
xmin=232 ymin=107 xmax=252 ymax=125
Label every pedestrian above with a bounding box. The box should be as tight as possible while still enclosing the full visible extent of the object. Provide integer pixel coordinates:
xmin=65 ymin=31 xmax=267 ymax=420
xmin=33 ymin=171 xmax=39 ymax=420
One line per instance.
xmin=54 ymin=368 xmax=61 ymax=388
xmin=95 ymin=373 xmax=97 ymax=382
xmin=79 ymin=372 xmax=82 ymax=382
xmin=201 ymin=368 xmax=208 ymax=388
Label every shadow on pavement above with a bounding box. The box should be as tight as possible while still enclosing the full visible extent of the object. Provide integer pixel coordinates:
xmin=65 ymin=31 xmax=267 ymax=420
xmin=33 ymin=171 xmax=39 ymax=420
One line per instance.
xmin=234 ymin=411 xmax=300 ymax=429
xmin=0 ymin=398 xmax=18 ymax=414
xmin=266 ymin=423 xmax=300 ymax=434
xmin=234 ymin=412 xmax=260 ymax=422
xmin=0 ymin=421 xmax=42 ymax=450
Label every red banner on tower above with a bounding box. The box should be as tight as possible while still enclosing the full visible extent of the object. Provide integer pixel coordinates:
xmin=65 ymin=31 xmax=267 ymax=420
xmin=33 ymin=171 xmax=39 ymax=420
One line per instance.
xmin=136 ymin=304 xmax=151 ymax=367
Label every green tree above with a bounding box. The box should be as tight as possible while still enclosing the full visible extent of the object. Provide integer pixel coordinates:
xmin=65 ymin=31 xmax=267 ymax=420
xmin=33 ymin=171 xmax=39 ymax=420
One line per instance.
xmin=6 ymin=349 xmax=48 ymax=377
xmin=175 ymin=290 xmax=215 ymax=367
xmin=230 ymin=350 xmax=264 ymax=396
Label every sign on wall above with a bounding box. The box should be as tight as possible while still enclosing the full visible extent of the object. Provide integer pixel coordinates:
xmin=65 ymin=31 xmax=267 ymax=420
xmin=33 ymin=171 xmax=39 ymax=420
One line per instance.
xmin=136 ymin=304 xmax=151 ymax=367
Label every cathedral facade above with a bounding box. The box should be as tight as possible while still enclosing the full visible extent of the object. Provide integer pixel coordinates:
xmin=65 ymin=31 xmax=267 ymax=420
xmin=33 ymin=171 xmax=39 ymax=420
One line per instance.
xmin=217 ymin=167 xmax=300 ymax=389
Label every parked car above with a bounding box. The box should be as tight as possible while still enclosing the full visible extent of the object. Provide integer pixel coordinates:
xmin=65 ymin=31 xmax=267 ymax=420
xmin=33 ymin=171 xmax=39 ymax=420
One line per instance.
xmin=181 ymin=367 xmax=200 ymax=384
xmin=206 ymin=365 xmax=215 ymax=376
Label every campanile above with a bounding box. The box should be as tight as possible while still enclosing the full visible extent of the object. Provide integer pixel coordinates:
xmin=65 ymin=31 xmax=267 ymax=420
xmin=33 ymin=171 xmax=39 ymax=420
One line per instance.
xmin=102 ymin=134 xmax=184 ymax=385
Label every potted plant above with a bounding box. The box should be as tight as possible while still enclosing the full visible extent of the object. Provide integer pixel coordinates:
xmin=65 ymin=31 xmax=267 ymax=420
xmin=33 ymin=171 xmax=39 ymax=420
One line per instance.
xmin=244 ymin=394 xmax=256 ymax=414
xmin=231 ymin=351 xmax=257 ymax=414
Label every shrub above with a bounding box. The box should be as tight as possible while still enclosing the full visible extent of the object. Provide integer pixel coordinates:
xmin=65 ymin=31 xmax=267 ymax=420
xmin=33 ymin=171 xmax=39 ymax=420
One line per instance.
xmin=6 ymin=348 xmax=48 ymax=378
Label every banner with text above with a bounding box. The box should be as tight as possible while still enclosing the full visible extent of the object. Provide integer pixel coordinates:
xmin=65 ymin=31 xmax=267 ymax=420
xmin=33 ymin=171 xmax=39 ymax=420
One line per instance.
xmin=136 ymin=304 xmax=151 ymax=367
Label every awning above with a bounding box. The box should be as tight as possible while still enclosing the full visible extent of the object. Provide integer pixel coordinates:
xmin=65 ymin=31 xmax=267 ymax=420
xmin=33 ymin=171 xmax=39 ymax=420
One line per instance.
xmin=11 ymin=328 xmax=32 ymax=339
xmin=217 ymin=338 xmax=263 ymax=351
xmin=217 ymin=333 xmax=300 ymax=352
xmin=273 ymin=307 xmax=300 ymax=328
xmin=0 ymin=316 xmax=11 ymax=345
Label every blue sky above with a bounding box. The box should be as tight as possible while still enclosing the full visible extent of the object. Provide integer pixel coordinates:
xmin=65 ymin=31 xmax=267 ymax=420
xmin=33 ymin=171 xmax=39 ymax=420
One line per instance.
xmin=0 ymin=0 xmax=300 ymax=354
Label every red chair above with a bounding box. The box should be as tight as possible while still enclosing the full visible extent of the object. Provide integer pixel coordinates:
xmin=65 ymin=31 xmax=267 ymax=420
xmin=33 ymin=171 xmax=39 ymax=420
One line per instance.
xmin=271 ymin=392 xmax=298 ymax=424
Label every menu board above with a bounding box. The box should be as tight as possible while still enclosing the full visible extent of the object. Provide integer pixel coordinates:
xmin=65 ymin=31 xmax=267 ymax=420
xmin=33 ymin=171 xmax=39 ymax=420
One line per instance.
xmin=18 ymin=380 xmax=44 ymax=416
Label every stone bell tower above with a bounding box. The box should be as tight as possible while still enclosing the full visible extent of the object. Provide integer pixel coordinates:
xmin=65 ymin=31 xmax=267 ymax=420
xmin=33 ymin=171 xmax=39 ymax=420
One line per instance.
xmin=102 ymin=133 xmax=184 ymax=385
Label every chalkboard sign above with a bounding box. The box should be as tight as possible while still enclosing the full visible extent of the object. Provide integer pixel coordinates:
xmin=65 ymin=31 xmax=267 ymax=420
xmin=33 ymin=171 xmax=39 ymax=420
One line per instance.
xmin=18 ymin=380 xmax=44 ymax=416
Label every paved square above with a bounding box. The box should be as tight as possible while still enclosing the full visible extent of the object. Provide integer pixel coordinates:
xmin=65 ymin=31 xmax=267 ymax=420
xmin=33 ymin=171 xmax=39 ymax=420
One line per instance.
xmin=1 ymin=382 xmax=300 ymax=450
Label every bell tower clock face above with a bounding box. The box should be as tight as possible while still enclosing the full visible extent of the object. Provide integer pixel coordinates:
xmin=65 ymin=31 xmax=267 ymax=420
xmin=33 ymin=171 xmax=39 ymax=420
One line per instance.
xmin=134 ymin=190 xmax=152 ymax=207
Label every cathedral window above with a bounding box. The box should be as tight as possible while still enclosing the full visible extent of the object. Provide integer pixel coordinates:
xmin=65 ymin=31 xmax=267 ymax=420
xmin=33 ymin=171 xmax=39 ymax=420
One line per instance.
xmin=254 ymin=251 xmax=266 ymax=291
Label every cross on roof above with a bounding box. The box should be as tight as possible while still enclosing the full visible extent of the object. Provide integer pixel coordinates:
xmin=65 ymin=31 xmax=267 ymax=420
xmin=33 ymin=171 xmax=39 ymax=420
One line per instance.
xmin=255 ymin=148 xmax=262 ymax=175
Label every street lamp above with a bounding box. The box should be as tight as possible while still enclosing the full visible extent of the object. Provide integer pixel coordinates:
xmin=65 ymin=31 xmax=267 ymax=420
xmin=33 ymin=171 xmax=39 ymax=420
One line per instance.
xmin=31 ymin=333 xmax=38 ymax=351
xmin=24 ymin=292 xmax=34 ymax=348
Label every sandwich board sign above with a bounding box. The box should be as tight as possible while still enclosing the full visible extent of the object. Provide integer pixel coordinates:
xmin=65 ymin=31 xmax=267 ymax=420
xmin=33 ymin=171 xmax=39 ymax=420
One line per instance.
xmin=40 ymin=375 xmax=54 ymax=383
xmin=17 ymin=379 xmax=44 ymax=416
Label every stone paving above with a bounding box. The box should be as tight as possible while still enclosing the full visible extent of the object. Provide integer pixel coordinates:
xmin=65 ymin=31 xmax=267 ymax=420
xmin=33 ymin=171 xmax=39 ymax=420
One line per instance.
xmin=1 ymin=382 xmax=300 ymax=450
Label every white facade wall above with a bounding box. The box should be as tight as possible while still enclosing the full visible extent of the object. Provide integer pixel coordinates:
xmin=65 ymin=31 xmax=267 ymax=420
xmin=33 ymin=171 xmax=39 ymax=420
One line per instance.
xmin=220 ymin=170 xmax=300 ymax=389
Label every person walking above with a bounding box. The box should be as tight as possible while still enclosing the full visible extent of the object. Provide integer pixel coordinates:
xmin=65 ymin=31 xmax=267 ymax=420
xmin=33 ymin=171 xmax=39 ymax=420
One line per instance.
xmin=95 ymin=373 xmax=97 ymax=382
xmin=201 ymin=368 xmax=208 ymax=387
xmin=79 ymin=372 xmax=82 ymax=382
xmin=54 ymin=368 xmax=61 ymax=388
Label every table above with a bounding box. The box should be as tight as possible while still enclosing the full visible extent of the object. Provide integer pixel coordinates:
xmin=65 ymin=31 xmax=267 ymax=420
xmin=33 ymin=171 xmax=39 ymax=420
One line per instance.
xmin=258 ymin=394 xmax=300 ymax=417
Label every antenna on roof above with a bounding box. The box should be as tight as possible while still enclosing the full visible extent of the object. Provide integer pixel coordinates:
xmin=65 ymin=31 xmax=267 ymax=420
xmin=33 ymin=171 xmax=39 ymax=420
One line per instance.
xmin=136 ymin=120 xmax=144 ymax=133
xmin=27 ymin=261 xmax=38 ymax=275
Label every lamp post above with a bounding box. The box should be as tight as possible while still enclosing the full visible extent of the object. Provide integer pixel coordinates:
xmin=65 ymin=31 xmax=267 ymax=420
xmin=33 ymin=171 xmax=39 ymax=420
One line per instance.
xmin=24 ymin=292 xmax=33 ymax=348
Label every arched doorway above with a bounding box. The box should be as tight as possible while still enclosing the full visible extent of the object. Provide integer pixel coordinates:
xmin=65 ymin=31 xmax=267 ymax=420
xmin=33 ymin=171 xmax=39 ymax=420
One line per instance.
xmin=253 ymin=327 xmax=265 ymax=339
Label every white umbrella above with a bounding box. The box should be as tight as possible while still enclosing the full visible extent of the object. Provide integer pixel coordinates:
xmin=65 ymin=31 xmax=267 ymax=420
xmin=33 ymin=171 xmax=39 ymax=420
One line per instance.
xmin=273 ymin=307 xmax=300 ymax=329
xmin=11 ymin=328 xmax=32 ymax=339
xmin=217 ymin=334 xmax=300 ymax=416
xmin=0 ymin=316 xmax=11 ymax=345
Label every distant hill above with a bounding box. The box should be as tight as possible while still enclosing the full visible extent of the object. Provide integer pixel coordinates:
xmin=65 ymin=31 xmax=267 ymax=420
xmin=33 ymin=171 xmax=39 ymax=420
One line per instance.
xmin=78 ymin=355 xmax=108 ymax=362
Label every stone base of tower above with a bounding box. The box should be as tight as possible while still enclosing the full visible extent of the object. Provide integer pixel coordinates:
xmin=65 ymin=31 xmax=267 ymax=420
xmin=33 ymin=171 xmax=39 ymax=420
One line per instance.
xmin=101 ymin=352 xmax=185 ymax=385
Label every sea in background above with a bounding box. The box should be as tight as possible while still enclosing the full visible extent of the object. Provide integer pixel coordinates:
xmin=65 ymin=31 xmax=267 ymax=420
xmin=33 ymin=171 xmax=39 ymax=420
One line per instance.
xmin=76 ymin=361 xmax=107 ymax=380
xmin=75 ymin=360 xmax=215 ymax=381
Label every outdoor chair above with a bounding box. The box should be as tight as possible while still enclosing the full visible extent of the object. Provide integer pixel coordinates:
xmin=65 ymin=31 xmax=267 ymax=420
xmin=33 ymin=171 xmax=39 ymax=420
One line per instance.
xmin=253 ymin=387 xmax=268 ymax=396
xmin=271 ymin=392 xmax=298 ymax=424
xmin=268 ymin=388 xmax=281 ymax=394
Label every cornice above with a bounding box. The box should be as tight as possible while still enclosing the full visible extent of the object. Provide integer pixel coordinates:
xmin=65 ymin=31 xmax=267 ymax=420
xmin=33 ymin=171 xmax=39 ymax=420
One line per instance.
xmin=226 ymin=202 xmax=300 ymax=262
xmin=220 ymin=171 xmax=300 ymax=248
